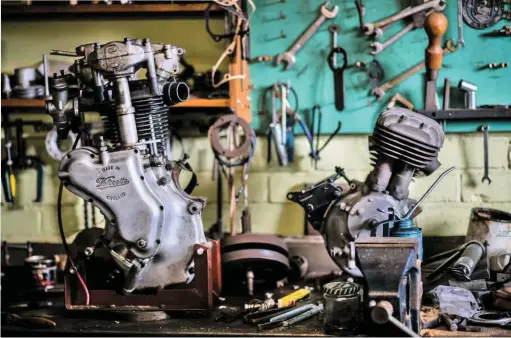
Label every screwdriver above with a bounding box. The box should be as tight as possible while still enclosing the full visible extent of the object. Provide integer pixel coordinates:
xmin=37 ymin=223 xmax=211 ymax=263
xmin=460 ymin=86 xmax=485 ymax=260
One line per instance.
xmin=5 ymin=141 xmax=16 ymax=200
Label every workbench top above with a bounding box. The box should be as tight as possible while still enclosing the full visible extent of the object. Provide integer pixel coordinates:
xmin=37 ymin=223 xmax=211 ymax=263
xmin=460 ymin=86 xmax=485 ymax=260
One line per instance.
xmin=2 ymin=304 xmax=510 ymax=337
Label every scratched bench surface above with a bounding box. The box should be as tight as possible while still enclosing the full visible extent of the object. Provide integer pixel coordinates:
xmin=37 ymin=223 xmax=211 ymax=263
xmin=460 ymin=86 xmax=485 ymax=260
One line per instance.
xmin=249 ymin=0 xmax=511 ymax=134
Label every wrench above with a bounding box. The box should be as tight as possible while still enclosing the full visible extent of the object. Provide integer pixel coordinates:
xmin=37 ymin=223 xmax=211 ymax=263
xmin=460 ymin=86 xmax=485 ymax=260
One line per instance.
xmin=480 ymin=125 xmax=491 ymax=184
xmin=275 ymin=2 xmax=338 ymax=70
xmin=372 ymin=6 xmax=413 ymax=38
xmin=371 ymin=8 xmax=434 ymax=55
xmin=371 ymin=39 xmax=456 ymax=100
xmin=457 ymin=0 xmax=465 ymax=47
xmin=371 ymin=21 xmax=415 ymax=54
xmin=364 ymin=0 xmax=446 ymax=35
xmin=355 ymin=0 xmax=366 ymax=33
xmin=329 ymin=24 xmax=340 ymax=67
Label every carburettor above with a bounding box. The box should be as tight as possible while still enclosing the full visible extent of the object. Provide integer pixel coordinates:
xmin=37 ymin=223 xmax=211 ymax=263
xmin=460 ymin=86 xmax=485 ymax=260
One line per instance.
xmin=288 ymin=107 xmax=445 ymax=277
xmin=45 ymin=38 xmax=209 ymax=295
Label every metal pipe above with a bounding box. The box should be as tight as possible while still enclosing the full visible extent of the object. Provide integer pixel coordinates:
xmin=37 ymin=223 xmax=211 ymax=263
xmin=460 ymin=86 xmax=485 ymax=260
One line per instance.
xmin=43 ymin=54 xmax=50 ymax=98
xmin=114 ymin=77 xmax=138 ymax=147
xmin=50 ymin=50 xmax=79 ymax=57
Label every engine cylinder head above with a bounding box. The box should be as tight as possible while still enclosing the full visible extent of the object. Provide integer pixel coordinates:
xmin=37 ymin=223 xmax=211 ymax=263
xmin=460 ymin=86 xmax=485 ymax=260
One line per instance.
xmin=368 ymin=107 xmax=444 ymax=199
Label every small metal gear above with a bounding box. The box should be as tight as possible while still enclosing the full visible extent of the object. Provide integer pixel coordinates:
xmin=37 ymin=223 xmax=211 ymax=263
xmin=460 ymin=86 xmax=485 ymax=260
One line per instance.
xmin=323 ymin=281 xmax=361 ymax=297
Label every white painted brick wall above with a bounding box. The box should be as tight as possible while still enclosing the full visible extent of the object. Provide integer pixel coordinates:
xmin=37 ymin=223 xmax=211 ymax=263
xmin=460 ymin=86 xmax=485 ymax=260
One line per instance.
xmin=2 ymin=132 xmax=510 ymax=243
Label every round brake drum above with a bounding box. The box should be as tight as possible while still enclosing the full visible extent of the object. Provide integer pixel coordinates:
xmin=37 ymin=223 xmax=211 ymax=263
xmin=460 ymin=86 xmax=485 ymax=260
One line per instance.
xmin=221 ymin=234 xmax=289 ymax=285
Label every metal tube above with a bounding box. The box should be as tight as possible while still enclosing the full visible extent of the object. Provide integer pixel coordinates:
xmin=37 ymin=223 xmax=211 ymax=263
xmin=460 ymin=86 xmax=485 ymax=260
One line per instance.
xmin=269 ymin=304 xmax=314 ymax=322
xmin=50 ymin=50 xmax=78 ymax=57
xmin=114 ymin=77 xmax=138 ymax=146
xmin=43 ymin=54 xmax=50 ymax=98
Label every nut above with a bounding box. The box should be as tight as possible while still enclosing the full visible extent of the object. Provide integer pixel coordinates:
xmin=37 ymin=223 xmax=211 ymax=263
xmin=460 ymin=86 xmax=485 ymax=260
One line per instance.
xmin=136 ymin=239 xmax=147 ymax=248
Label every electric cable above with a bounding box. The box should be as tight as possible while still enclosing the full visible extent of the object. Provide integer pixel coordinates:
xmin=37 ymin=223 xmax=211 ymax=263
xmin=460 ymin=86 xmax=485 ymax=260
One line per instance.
xmin=58 ymin=130 xmax=90 ymax=305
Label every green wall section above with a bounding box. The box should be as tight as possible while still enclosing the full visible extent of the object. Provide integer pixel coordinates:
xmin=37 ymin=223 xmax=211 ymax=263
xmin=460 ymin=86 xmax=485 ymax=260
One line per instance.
xmin=249 ymin=0 xmax=511 ymax=133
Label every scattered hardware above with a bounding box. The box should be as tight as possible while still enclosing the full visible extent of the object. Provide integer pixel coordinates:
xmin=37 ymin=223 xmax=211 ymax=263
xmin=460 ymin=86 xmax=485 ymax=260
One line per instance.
xmin=44 ymin=38 xmax=222 ymax=311
xmin=482 ymin=25 xmax=511 ymax=36
xmin=425 ymin=240 xmax=488 ymax=281
xmin=323 ymin=281 xmax=361 ymax=333
xmin=462 ymin=0 xmax=510 ymax=29
xmin=275 ymin=1 xmax=338 ymax=70
xmin=466 ymin=208 xmax=511 ymax=276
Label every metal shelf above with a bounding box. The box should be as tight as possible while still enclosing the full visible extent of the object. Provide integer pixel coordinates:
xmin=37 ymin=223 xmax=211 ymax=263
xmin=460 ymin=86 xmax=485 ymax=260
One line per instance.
xmin=1 ymin=3 xmax=222 ymax=19
xmin=1 ymin=98 xmax=229 ymax=110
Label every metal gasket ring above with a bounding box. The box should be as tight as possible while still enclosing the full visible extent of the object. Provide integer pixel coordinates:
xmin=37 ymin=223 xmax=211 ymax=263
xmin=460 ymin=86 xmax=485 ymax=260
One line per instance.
xmin=208 ymin=114 xmax=253 ymax=159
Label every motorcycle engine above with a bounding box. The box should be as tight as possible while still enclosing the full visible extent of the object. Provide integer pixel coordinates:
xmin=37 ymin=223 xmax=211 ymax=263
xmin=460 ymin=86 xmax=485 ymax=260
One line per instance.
xmin=45 ymin=38 xmax=208 ymax=294
xmin=289 ymin=107 xmax=445 ymax=277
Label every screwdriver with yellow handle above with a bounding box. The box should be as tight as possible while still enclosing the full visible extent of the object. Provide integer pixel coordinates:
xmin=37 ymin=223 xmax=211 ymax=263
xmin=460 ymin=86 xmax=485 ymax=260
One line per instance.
xmin=2 ymin=141 xmax=16 ymax=202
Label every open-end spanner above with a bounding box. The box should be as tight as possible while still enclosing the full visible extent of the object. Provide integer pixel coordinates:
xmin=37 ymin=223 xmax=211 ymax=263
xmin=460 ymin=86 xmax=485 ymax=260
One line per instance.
xmin=457 ymin=0 xmax=465 ymax=47
xmin=371 ymin=39 xmax=457 ymax=100
xmin=372 ymin=6 xmax=413 ymax=38
xmin=480 ymin=125 xmax=491 ymax=184
xmin=371 ymin=22 xmax=415 ymax=54
xmin=329 ymin=24 xmax=340 ymax=67
xmin=363 ymin=0 xmax=446 ymax=35
xmin=371 ymin=8 xmax=434 ymax=55
xmin=275 ymin=2 xmax=338 ymax=71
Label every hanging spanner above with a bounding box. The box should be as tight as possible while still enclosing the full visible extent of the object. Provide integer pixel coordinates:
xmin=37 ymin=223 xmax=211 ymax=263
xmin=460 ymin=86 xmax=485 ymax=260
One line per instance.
xmin=480 ymin=125 xmax=491 ymax=184
xmin=457 ymin=0 xmax=465 ymax=47
xmin=371 ymin=39 xmax=457 ymax=100
xmin=371 ymin=8 xmax=434 ymax=55
xmin=363 ymin=0 xmax=446 ymax=35
xmin=329 ymin=24 xmax=340 ymax=67
xmin=275 ymin=2 xmax=338 ymax=70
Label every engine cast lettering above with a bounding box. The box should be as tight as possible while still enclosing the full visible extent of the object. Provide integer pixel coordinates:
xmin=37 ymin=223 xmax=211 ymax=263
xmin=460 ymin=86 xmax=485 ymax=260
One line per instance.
xmin=106 ymin=192 xmax=126 ymax=201
xmin=96 ymin=176 xmax=130 ymax=190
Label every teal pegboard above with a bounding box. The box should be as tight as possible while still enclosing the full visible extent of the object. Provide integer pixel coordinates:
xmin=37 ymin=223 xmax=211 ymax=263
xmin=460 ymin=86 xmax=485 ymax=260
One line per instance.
xmin=249 ymin=0 xmax=511 ymax=134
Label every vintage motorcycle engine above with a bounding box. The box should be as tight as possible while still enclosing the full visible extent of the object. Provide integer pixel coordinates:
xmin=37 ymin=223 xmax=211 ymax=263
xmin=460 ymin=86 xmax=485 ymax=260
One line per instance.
xmin=45 ymin=38 xmax=208 ymax=294
xmin=289 ymin=107 xmax=445 ymax=277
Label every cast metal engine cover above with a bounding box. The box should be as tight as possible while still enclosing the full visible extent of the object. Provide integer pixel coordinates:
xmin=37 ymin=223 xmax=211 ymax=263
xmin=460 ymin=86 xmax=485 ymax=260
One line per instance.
xmin=321 ymin=107 xmax=445 ymax=277
xmin=60 ymin=146 xmax=208 ymax=291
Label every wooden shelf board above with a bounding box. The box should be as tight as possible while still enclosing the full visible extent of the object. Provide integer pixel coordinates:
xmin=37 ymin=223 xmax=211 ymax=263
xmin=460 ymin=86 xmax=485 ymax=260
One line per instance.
xmin=2 ymin=3 xmax=222 ymax=18
xmin=1 ymin=98 xmax=229 ymax=109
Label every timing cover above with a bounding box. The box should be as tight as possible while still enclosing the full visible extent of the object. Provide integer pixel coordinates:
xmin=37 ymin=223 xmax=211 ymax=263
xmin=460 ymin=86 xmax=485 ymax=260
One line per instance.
xmin=59 ymin=146 xmax=208 ymax=290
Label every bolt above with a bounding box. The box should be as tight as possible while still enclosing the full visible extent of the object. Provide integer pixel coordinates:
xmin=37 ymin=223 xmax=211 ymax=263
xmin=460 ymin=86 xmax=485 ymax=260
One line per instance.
xmin=124 ymin=37 xmax=131 ymax=43
xmin=136 ymin=239 xmax=147 ymax=248
xmin=197 ymin=248 xmax=204 ymax=255
xmin=158 ymin=177 xmax=168 ymax=186
xmin=369 ymin=300 xmax=376 ymax=308
xmin=84 ymin=247 xmax=94 ymax=256
xmin=306 ymin=204 xmax=314 ymax=211
xmin=356 ymin=208 xmax=364 ymax=216
xmin=334 ymin=190 xmax=342 ymax=197
xmin=368 ymin=198 xmax=373 ymax=202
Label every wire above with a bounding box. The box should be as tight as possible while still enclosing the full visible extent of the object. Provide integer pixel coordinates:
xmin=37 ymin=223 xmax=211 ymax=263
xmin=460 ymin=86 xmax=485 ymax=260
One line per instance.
xmin=58 ymin=130 xmax=90 ymax=305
